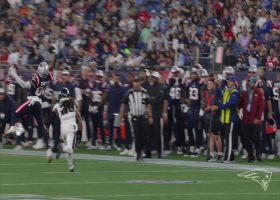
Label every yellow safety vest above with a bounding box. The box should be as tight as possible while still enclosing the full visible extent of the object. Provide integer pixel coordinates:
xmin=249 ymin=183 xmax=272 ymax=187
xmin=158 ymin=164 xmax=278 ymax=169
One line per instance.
xmin=220 ymin=88 xmax=238 ymax=124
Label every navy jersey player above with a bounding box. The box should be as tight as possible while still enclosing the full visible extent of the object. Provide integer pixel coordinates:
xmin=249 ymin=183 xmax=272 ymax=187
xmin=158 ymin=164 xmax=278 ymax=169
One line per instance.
xmin=6 ymin=48 xmax=57 ymax=149
xmin=88 ymin=70 xmax=108 ymax=149
xmin=186 ymin=69 xmax=203 ymax=156
xmin=272 ymin=74 xmax=280 ymax=156
xmin=166 ymin=66 xmax=185 ymax=154
xmin=78 ymin=66 xmax=92 ymax=146
xmin=5 ymin=76 xmax=22 ymax=104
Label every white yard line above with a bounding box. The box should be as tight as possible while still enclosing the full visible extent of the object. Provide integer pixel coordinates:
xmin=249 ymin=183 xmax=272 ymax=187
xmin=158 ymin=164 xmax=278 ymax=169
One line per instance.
xmin=2 ymin=192 xmax=279 ymax=199
xmin=1 ymin=149 xmax=280 ymax=173
xmin=0 ymin=169 xmax=243 ymax=175
xmin=1 ymin=179 xmax=280 ymax=186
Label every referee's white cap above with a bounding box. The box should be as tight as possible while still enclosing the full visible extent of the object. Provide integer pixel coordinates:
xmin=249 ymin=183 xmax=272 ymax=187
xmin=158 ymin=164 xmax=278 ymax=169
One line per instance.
xmin=151 ymin=71 xmax=160 ymax=79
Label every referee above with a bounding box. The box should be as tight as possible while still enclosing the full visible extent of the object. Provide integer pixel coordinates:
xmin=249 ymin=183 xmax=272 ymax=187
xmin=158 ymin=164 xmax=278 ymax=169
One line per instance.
xmin=120 ymin=77 xmax=153 ymax=161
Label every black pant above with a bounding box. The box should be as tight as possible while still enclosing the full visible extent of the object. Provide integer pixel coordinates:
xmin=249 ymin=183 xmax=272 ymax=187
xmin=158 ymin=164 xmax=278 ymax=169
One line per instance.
xmin=0 ymin=116 xmax=9 ymax=142
xmin=146 ymin=117 xmax=163 ymax=157
xmin=221 ymin=123 xmax=235 ymax=161
xmin=166 ymin=106 xmax=184 ymax=148
xmin=261 ymin=121 xmax=273 ymax=154
xmin=187 ymin=109 xmax=203 ymax=148
xmin=15 ymin=101 xmax=45 ymax=141
xmin=91 ymin=111 xmax=105 ymax=145
xmin=52 ymin=114 xmax=60 ymax=152
xmin=132 ymin=116 xmax=148 ymax=155
xmin=243 ymin=124 xmax=261 ymax=160
xmin=124 ymin=116 xmax=133 ymax=149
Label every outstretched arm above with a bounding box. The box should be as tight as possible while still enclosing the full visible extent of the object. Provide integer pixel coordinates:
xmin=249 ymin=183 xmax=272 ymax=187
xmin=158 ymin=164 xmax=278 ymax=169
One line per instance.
xmin=49 ymin=54 xmax=57 ymax=71
xmin=9 ymin=67 xmax=31 ymax=89
xmin=49 ymin=44 xmax=58 ymax=71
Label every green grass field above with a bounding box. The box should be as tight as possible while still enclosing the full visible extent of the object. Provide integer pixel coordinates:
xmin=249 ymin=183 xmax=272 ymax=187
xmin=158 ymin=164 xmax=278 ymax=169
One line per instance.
xmin=0 ymin=149 xmax=280 ymax=200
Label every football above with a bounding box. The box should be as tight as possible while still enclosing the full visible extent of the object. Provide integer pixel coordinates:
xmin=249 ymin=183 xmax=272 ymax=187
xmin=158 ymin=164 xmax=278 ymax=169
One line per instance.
xmin=48 ymin=44 xmax=56 ymax=54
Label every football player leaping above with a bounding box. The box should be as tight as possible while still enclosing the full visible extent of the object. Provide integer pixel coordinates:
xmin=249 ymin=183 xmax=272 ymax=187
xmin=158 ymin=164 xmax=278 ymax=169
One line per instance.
xmin=5 ymin=45 xmax=58 ymax=149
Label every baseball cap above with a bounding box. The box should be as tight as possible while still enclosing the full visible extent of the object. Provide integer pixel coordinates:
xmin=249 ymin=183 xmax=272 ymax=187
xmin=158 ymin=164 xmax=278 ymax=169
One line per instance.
xmin=248 ymin=65 xmax=257 ymax=73
xmin=151 ymin=71 xmax=161 ymax=79
xmin=171 ymin=66 xmax=179 ymax=73
xmin=61 ymin=69 xmax=70 ymax=76
xmin=81 ymin=65 xmax=90 ymax=71
xmin=95 ymin=70 xmax=104 ymax=77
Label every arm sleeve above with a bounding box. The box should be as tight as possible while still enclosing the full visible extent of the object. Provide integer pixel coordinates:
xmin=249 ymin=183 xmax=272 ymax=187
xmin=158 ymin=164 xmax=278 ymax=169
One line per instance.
xmin=219 ymin=92 xmax=239 ymax=110
xmin=13 ymin=74 xmax=31 ymax=89
xmin=74 ymin=87 xmax=82 ymax=102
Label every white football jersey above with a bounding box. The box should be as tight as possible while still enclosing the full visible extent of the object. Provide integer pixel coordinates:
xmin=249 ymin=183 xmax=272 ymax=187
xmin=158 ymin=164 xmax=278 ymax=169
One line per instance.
xmin=53 ymin=99 xmax=77 ymax=126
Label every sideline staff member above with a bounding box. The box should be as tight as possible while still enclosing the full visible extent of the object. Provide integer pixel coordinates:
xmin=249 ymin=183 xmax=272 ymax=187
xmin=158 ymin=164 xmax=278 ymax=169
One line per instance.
xmin=146 ymin=71 xmax=168 ymax=158
xmin=120 ymin=77 xmax=153 ymax=161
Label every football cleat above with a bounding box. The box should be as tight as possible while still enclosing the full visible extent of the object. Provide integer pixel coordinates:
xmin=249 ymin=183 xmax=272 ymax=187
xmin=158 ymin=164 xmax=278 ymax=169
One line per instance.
xmin=46 ymin=148 xmax=53 ymax=163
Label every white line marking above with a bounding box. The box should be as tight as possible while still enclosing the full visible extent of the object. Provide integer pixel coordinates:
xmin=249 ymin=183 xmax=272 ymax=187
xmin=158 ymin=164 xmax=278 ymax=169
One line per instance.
xmin=0 ymin=169 xmax=243 ymax=175
xmin=1 ymin=180 xmax=280 ymax=186
xmin=1 ymin=149 xmax=280 ymax=173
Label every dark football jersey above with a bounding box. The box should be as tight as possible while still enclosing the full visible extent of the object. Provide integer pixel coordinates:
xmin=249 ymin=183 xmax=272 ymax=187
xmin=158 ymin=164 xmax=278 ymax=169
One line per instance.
xmin=91 ymin=81 xmax=107 ymax=106
xmin=167 ymin=78 xmax=183 ymax=107
xmin=79 ymin=78 xmax=92 ymax=111
xmin=5 ymin=77 xmax=20 ymax=102
xmin=186 ymin=80 xmax=201 ymax=110
xmin=29 ymin=70 xmax=53 ymax=98
xmin=271 ymin=80 xmax=280 ymax=115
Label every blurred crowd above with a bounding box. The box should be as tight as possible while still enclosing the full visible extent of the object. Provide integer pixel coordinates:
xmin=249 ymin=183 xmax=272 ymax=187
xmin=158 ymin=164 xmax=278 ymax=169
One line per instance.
xmin=0 ymin=0 xmax=280 ymax=71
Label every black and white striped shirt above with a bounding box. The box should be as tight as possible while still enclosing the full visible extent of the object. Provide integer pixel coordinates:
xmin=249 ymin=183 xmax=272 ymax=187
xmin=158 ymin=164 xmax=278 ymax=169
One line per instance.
xmin=122 ymin=88 xmax=150 ymax=116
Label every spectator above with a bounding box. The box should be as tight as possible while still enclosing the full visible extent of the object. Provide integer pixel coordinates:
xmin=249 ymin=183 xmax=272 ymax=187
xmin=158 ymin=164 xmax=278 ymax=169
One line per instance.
xmin=107 ymin=47 xmax=124 ymax=68
xmin=238 ymin=28 xmax=250 ymax=50
xmin=150 ymin=10 xmax=160 ymax=31
xmin=119 ymin=14 xmax=136 ymax=33
xmin=223 ymin=48 xmax=237 ymax=67
xmin=266 ymin=49 xmax=279 ymax=71
xmin=233 ymin=10 xmax=251 ymax=36
xmin=139 ymin=23 xmax=152 ymax=48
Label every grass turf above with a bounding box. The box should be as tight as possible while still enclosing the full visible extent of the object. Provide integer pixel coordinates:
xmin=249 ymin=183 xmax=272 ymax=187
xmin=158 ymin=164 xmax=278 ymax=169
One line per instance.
xmin=0 ymin=153 xmax=279 ymax=200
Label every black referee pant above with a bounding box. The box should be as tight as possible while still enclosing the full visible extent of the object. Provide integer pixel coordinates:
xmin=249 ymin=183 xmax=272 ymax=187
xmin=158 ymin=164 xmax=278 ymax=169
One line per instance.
xmin=221 ymin=122 xmax=235 ymax=162
xmin=145 ymin=117 xmax=163 ymax=158
xmin=243 ymin=124 xmax=261 ymax=161
xmin=131 ymin=116 xmax=148 ymax=156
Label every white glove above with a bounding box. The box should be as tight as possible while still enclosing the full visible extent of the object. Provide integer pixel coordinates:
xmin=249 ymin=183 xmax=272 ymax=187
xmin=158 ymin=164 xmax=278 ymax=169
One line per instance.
xmin=0 ymin=113 xmax=5 ymax=119
xmin=199 ymin=109 xmax=204 ymax=117
xmin=92 ymin=106 xmax=99 ymax=113
xmin=181 ymin=104 xmax=189 ymax=113
xmin=49 ymin=44 xmax=59 ymax=55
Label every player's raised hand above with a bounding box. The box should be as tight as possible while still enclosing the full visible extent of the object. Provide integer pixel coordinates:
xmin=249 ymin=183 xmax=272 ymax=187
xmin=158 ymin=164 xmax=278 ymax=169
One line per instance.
xmin=48 ymin=44 xmax=58 ymax=55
